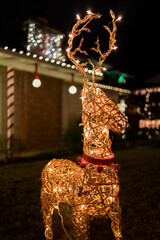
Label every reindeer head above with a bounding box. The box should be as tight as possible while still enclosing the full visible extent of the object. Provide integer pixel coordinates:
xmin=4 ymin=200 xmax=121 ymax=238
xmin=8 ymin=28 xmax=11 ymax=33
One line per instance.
xmin=67 ymin=10 xmax=128 ymax=159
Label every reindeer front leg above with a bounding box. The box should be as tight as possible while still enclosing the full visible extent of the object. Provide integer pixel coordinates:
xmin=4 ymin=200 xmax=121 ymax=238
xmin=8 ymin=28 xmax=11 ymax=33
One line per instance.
xmin=72 ymin=206 xmax=90 ymax=240
xmin=41 ymin=166 xmax=55 ymax=240
xmin=41 ymin=191 xmax=54 ymax=240
xmin=109 ymin=201 xmax=122 ymax=240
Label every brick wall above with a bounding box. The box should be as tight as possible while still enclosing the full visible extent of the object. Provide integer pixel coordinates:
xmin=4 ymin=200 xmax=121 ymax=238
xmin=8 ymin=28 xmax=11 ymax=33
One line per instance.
xmin=12 ymin=70 xmax=62 ymax=151
xmin=0 ymin=65 xmax=121 ymax=153
xmin=62 ymin=82 xmax=82 ymax=131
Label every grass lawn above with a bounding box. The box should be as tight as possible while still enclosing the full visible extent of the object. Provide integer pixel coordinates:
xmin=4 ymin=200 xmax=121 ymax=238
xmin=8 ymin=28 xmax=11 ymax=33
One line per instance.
xmin=0 ymin=146 xmax=160 ymax=240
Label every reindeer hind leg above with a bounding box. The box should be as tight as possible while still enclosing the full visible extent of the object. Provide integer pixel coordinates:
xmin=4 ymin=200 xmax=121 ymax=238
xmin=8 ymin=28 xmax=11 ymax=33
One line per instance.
xmin=41 ymin=205 xmax=54 ymax=240
xmin=72 ymin=208 xmax=90 ymax=240
xmin=41 ymin=188 xmax=57 ymax=240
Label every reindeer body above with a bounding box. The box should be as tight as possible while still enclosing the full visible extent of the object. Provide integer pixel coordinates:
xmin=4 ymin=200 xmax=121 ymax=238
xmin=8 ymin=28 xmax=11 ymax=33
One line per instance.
xmin=41 ymin=10 xmax=127 ymax=240
xmin=41 ymin=158 xmax=121 ymax=240
xmin=41 ymin=86 xmax=126 ymax=240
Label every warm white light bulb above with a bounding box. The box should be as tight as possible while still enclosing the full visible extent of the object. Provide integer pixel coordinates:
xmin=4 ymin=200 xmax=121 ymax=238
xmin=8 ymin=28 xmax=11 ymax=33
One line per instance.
xmin=87 ymin=10 xmax=92 ymax=14
xmin=113 ymin=45 xmax=118 ymax=50
xmin=32 ymin=78 xmax=41 ymax=88
xmin=68 ymin=85 xmax=77 ymax=94
xmin=76 ymin=14 xmax=80 ymax=20
xmin=117 ymin=16 xmax=122 ymax=21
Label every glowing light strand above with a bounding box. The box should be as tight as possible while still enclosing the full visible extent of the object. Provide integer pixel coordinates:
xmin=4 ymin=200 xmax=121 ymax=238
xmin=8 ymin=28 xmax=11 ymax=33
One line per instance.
xmin=67 ymin=9 xmax=118 ymax=87
xmin=41 ymin=10 xmax=127 ymax=240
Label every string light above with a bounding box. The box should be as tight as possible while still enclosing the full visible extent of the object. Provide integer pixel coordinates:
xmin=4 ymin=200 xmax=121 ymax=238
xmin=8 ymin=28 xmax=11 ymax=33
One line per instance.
xmin=135 ymin=87 xmax=160 ymax=138
xmin=76 ymin=14 xmax=80 ymax=20
xmin=88 ymin=82 xmax=131 ymax=94
xmin=82 ymin=86 xmax=127 ymax=158
xmin=41 ymin=10 xmax=126 ymax=240
xmin=12 ymin=48 xmax=16 ymax=52
xmin=2 ymin=45 xmax=104 ymax=76
xmin=139 ymin=119 xmax=160 ymax=129
xmin=113 ymin=45 xmax=118 ymax=50
xmin=117 ymin=99 xmax=127 ymax=114
xmin=86 ymin=10 xmax=92 ymax=14
xmin=116 ymin=16 xmax=122 ymax=21
xmin=26 ymin=20 xmax=65 ymax=62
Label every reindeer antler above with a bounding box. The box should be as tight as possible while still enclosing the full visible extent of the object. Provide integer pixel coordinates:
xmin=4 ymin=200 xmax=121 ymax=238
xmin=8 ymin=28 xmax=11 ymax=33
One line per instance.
xmin=67 ymin=10 xmax=120 ymax=86
xmin=92 ymin=10 xmax=118 ymax=70
xmin=67 ymin=12 xmax=101 ymax=86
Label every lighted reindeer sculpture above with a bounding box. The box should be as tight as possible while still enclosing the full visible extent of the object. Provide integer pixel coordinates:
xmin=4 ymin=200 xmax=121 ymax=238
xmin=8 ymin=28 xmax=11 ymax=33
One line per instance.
xmin=41 ymin=10 xmax=128 ymax=240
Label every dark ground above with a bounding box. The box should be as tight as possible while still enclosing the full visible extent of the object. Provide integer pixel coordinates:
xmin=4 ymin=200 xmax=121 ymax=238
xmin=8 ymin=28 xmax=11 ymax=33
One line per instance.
xmin=0 ymin=146 xmax=160 ymax=240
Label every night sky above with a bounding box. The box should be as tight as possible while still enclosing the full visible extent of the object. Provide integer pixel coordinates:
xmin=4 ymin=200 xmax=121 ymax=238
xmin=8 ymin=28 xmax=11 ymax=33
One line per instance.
xmin=0 ymin=0 xmax=159 ymax=87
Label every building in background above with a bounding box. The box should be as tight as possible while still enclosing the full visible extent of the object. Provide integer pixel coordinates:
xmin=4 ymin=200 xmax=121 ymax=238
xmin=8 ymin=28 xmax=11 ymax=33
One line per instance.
xmin=0 ymin=47 xmax=131 ymax=158
xmin=0 ymin=15 xmax=133 ymax=158
xmin=146 ymin=73 xmax=160 ymax=87
xmin=102 ymin=69 xmax=135 ymax=89
xmin=22 ymin=17 xmax=66 ymax=63
xmin=130 ymin=74 xmax=160 ymax=140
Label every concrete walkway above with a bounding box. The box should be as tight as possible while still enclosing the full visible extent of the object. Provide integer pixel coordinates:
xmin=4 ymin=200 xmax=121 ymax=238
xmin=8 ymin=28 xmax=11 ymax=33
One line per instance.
xmin=0 ymin=150 xmax=44 ymax=162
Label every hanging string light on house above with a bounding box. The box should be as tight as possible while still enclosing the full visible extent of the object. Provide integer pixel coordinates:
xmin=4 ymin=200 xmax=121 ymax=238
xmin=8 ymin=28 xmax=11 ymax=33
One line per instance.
xmin=32 ymin=63 xmax=41 ymax=88
xmin=135 ymin=87 xmax=160 ymax=138
xmin=25 ymin=18 xmax=65 ymax=63
xmin=68 ymin=73 xmax=77 ymax=94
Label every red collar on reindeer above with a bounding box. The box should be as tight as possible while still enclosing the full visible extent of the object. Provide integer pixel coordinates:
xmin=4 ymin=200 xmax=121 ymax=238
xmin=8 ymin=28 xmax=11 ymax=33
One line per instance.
xmin=77 ymin=152 xmax=115 ymax=173
xmin=83 ymin=152 xmax=114 ymax=166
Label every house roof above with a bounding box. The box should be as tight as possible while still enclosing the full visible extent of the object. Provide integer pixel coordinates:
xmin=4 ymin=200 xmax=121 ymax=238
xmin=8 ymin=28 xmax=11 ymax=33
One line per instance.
xmin=146 ymin=73 xmax=160 ymax=84
xmin=0 ymin=46 xmax=131 ymax=94
xmin=0 ymin=46 xmax=103 ymax=84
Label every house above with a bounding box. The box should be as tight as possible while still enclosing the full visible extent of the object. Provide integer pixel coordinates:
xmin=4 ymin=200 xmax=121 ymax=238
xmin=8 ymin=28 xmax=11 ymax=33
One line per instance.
xmin=0 ymin=46 xmax=131 ymax=158
xmin=146 ymin=73 xmax=160 ymax=87
xmin=133 ymin=74 xmax=160 ymax=139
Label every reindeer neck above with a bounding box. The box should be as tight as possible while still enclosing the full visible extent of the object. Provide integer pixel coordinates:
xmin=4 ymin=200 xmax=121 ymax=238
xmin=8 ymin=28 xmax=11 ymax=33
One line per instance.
xmin=81 ymin=85 xmax=113 ymax=159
